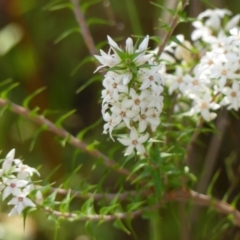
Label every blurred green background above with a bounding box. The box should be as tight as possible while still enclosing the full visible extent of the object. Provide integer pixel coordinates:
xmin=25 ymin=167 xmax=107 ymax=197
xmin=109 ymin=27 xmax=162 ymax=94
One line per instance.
xmin=0 ymin=0 xmax=240 ymax=239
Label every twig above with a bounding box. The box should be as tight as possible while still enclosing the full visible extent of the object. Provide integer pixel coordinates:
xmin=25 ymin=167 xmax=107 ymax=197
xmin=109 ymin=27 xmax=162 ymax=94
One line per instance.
xmin=70 ymin=0 xmax=98 ymax=56
xmin=43 ymin=203 xmax=160 ymax=221
xmin=166 ymin=189 xmax=240 ymax=227
xmin=157 ymin=0 xmax=189 ymax=56
xmin=42 ymin=188 xmax=240 ymax=226
xmin=0 ymin=98 xmax=132 ymax=178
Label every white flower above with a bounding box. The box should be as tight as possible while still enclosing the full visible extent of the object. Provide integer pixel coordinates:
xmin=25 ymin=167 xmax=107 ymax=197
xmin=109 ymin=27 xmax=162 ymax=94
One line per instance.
xmin=8 ymin=194 xmax=36 ymax=216
xmin=122 ymin=89 xmax=149 ymax=112
xmin=103 ymin=112 xmax=121 ymax=140
xmin=191 ymin=21 xmax=212 ymax=41
xmin=102 ymin=72 xmax=128 ymax=101
xmin=94 ymin=49 xmax=121 ymax=72
xmin=134 ymin=108 xmax=160 ymax=132
xmin=221 ymin=81 xmax=240 ymax=111
xmin=210 ymin=60 xmax=240 ymax=89
xmin=2 ymin=178 xmax=28 ymax=200
xmin=117 ymin=128 xmax=149 ymax=155
xmin=184 ymin=68 xmax=209 ymax=95
xmin=14 ymin=163 xmax=40 ymax=180
xmin=166 ymin=67 xmax=186 ymax=94
xmin=190 ymin=92 xmax=220 ymax=121
xmin=198 ymin=9 xmax=231 ymax=30
xmin=111 ymin=103 xmax=138 ymax=129
xmin=139 ymin=64 xmax=163 ymax=94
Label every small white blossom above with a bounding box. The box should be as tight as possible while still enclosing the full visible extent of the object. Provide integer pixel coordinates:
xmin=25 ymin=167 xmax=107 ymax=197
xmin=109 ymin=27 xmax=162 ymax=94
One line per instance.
xmin=2 ymin=178 xmax=28 ymax=200
xmin=221 ymin=81 xmax=240 ymax=111
xmin=117 ymin=128 xmax=149 ymax=155
xmin=8 ymin=193 xmax=36 ymax=216
xmin=189 ymin=92 xmax=220 ymax=121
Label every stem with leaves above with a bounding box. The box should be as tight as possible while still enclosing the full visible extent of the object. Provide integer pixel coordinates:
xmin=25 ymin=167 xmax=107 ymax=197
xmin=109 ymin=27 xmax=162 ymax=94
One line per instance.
xmin=41 ymin=188 xmax=240 ymax=227
xmin=157 ymin=0 xmax=189 ymax=56
xmin=0 ymin=98 xmax=132 ymax=178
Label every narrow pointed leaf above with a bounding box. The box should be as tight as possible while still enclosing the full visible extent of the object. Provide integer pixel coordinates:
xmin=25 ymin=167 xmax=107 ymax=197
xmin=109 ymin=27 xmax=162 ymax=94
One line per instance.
xmin=23 ymin=87 xmax=46 ymax=108
xmin=56 ymin=109 xmax=76 ymax=127
xmin=54 ymin=28 xmax=80 ymax=44
xmin=71 ymin=56 xmax=95 ymax=76
xmin=113 ymin=219 xmax=131 ymax=235
xmin=76 ymin=75 xmax=102 ymax=94
xmin=81 ymin=0 xmax=102 ymax=13
xmin=1 ymin=83 xmax=19 ymax=98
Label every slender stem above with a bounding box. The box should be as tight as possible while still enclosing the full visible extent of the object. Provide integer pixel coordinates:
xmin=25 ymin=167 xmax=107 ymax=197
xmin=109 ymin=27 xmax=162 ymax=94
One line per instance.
xmin=70 ymin=0 xmax=98 ymax=56
xmin=166 ymin=189 xmax=240 ymax=227
xmin=43 ymin=203 xmax=161 ymax=221
xmin=0 ymin=98 xmax=132 ymax=178
xmin=41 ymin=188 xmax=240 ymax=227
xmin=157 ymin=0 xmax=189 ymax=56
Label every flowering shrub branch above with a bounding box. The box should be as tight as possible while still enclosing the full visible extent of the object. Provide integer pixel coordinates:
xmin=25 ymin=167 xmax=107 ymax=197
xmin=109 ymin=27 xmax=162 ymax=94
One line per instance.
xmin=1 ymin=0 xmax=240 ymax=238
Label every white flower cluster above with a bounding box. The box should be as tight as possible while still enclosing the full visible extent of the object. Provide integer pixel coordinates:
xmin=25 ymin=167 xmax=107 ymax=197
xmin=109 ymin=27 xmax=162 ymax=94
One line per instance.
xmin=164 ymin=9 xmax=240 ymax=121
xmin=0 ymin=149 xmax=40 ymax=216
xmin=95 ymin=36 xmax=164 ymax=155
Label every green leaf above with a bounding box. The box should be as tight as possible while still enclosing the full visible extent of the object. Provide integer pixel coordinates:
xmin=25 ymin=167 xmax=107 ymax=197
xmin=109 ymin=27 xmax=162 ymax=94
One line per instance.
xmin=76 ymin=75 xmax=102 ymax=94
xmin=87 ymin=18 xmax=111 ymax=27
xmin=44 ymin=188 xmax=60 ymax=206
xmin=86 ymin=140 xmax=100 ymax=150
xmin=60 ymin=190 xmax=72 ymax=212
xmin=231 ymin=194 xmax=240 ymax=208
xmin=63 ymin=164 xmax=82 ymax=188
xmin=54 ymin=28 xmax=80 ymax=44
xmin=1 ymin=82 xmax=19 ymax=98
xmin=55 ymin=109 xmax=76 ymax=127
xmin=0 ymin=103 xmax=10 ymax=118
xmin=23 ymin=86 xmax=46 ymax=109
xmin=207 ymin=170 xmax=221 ymax=196
xmin=81 ymin=0 xmax=101 ymax=13
xmin=113 ymin=219 xmax=131 ymax=235
xmin=47 ymin=3 xmax=73 ymax=11
xmin=150 ymin=2 xmax=175 ymax=15
xmin=29 ymin=107 xmax=41 ymax=116
xmin=60 ymin=134 xmax=71 ymax=147
xmin=29 ymin=124 xmax=48 ymax=151
xmin=0 ymin=78 xmax=12 ymax=88
xmin=131 ymin=170 xmax=151 ymax=184
xmin=129 ymin=162 xmax=147 ymax=177
xmin=81 ymin=197 xmax=95 ymax=215
xmin=77 ymin=117 xmax=102 ymax=140
xmin=42 ymin=0 xmax=63 ymax=11
xmin=127 ymin=201 xmax=145 ymax=212
xmin=71 ymin=56 xmax=95 ymax=76
xmin=44 ymin=165 xmax=62 ymax=185
xmin=100 ymin=204 xmax=119 ymax=215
